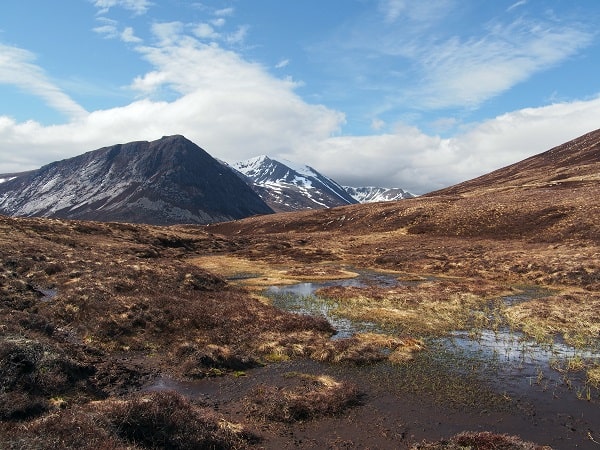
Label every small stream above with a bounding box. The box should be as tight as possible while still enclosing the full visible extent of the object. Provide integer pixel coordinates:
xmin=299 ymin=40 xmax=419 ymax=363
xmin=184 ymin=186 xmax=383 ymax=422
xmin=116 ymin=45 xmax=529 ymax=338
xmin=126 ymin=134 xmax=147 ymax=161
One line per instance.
xmin=264 ymin=271 xmax=600 ymax=400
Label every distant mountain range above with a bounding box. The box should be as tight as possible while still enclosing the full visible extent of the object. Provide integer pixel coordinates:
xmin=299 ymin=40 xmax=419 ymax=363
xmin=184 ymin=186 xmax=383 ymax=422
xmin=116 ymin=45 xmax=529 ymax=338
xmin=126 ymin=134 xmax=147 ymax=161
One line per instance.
xmin=231 ymin=155 xmax=414 ymax=212
xmin=0 ymin=136 xmax=414 ymax=224
xmin=343 ymin=186 xmax=415 ymax=203
xmin=0 ymin=135 xmax=273 ymax=225
xmin=231 ymin=155 xmax=357 ymax=212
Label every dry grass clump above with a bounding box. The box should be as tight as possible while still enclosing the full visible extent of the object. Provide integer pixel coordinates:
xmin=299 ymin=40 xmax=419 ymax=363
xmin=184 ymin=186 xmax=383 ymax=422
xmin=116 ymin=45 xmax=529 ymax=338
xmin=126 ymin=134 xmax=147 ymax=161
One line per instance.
xmin=504 ymin=291 xmax=600 ymax=347
xmin=311 ymin=333 xmax=425 ymax=364
xmin=0 ymin=336 xmax=96 ymax=421
xmin=316 ymin=281 xmax=500 ymax=336
xmin=282 ymin=265 xmax=357 ymax=280
xmin=0 ymin=408 xmax=124 ymax=450
xmin=411 ymin=431 xmax=552 ymax=450
xmin=106 ymin=390 xmax=256 ymax=449
xmin=587 ymin=366 xmax=600 ymax=388
xmin=175 ymin=343 xmax=258 ymax=378
xmin=246 ymin=373 xmax=362 ymax=423
xmin=256 ymin=331 xmax=424 ymax=364
xmin=0 ymin=390 xmax=256 ymax=450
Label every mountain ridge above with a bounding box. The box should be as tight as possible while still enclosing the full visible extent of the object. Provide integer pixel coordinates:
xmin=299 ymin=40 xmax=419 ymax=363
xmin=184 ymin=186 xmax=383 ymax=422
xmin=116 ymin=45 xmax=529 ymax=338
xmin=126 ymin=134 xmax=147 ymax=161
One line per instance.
xmin=209 ymin=128 xmax=600 ymax=243
xmin=232 ymin=155 xmax=358 ymax=212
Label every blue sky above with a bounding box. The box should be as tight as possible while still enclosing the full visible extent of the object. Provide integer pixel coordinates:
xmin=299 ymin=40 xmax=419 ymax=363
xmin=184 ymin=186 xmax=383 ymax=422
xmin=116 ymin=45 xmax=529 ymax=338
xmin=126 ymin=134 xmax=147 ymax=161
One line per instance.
xmin=1 ymin=0 xmax=599 ymax=194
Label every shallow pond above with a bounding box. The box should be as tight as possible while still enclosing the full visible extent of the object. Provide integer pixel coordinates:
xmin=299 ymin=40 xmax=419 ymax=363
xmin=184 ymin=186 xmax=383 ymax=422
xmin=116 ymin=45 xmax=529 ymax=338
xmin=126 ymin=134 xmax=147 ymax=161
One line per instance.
xmin=264 ymin=271 xmax=600 ymax=401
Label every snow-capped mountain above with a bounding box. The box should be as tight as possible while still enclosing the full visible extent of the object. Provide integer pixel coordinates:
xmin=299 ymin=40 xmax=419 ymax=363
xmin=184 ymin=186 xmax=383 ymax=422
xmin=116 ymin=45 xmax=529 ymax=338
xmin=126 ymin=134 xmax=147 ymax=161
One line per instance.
xmin=232 ymin=155 xmax=358 ymax=212
xmin=0 ymin=136 xmax=273 ymax=225
xmin=344 ymin=186 xmax=415 ymax=203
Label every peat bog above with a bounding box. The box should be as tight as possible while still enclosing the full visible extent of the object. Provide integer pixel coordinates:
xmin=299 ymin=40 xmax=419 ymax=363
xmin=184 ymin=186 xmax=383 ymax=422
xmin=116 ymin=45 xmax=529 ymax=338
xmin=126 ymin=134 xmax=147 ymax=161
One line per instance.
xmin=2 ymin=129 xmax=600 ymax=448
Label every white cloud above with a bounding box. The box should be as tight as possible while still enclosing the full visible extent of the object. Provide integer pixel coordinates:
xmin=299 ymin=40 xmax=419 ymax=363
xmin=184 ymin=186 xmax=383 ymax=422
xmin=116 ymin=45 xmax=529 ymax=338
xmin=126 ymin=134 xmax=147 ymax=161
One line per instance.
xmin=121 ymin=27 xmax=142 ymax=43
xmin=193 ymin=23 xmax=220 ymax=40
xmin=215 ymin=8 xmax=234 ymax=17
xmin=0 ymin=43 xmax=88 ymax=120
xmin=412 ymin=19 xmax=593 ymax=109
xmin=93 ymin=17 xmax=119 ymax=39
xmin=283 ymin=96 xmax=600 ymax=193
xmin=226 ymin=25 xmax=249 ymax=45
xmin=275 ymin=59 xmax=290 ymax=69
xmin=94 ymin=18 xmax=142 ymax=43
xmin=507 ymin=1 xmax=528 ymax=12
xmin=151 ymin=22 xmax=185 ymax=46
xmin=318 ymin=5 xmax=593 ymax=117
xmin=378 ymin=0 xmax=454 ymax=24
xmin=91 ymin=0 xmax=151 ymax=15
xmin=0 ymin=36 xmax=344 ymax=173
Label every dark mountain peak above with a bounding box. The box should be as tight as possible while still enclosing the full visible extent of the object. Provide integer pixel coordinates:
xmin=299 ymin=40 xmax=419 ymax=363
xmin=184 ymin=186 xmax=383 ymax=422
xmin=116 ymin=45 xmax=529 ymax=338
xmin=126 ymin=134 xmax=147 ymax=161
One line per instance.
xmin=0 ymin=136 xmax=273 ymax=225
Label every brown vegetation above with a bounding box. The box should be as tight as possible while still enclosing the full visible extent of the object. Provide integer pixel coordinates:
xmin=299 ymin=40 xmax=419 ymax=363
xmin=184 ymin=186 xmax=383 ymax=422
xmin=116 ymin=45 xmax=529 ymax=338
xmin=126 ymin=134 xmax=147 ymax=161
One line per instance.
xmin=245 ymin=373 xmax=362 ymax=423
xmin=411 ymin=431 xmax=552 ymax=450
xmin=3 ymin=129 xmax=600 ymax=448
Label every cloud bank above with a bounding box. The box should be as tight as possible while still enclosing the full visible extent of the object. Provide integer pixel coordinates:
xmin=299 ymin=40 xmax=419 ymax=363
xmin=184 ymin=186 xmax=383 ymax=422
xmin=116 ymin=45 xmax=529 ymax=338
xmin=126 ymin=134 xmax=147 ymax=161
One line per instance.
xmin=0 ymin=1 xmax=599 ymax=195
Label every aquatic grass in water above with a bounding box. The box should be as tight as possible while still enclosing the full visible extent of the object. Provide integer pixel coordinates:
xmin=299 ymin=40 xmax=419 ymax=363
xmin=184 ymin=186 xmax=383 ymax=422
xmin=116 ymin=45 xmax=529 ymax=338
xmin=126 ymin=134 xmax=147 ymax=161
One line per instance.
xmin=265 ymin=272 xmax=600 ymax=401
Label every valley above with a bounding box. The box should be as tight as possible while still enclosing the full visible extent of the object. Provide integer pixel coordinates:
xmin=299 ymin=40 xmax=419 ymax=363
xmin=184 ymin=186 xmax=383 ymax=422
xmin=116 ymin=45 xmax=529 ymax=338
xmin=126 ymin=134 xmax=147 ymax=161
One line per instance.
xmin=1 ymin=129 xmax=600 ymax=448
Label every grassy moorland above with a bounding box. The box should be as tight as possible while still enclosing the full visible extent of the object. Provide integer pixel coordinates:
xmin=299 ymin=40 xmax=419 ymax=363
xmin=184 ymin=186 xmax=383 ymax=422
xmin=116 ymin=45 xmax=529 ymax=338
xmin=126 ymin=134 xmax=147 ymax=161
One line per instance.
xmin=1 ymin=129 xmax=600 ymax=448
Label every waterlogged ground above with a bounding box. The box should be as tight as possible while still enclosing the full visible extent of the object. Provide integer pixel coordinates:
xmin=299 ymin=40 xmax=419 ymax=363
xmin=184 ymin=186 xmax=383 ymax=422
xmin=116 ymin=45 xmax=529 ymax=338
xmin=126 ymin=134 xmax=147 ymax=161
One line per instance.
xmin=266 ymin=271 xmax=600 ymax=399
xmin=254 ymin=271 xmax=600 ymax=447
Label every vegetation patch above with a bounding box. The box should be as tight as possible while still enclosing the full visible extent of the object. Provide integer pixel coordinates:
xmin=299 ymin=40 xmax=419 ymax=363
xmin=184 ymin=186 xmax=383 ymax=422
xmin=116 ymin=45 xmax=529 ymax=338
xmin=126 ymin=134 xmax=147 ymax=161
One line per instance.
xmin=246 ymin=373 xmax=362 ymax=423
xmin=0 ymin=390 xmax=257 ymax=450
xmin=411 ymin=431 xmax=552 ymax=449
xmin=256 ymin=331 xmax=424 ymax=365
xmin=504 ymin=291 xmax=600 ymax=348
xmin=316 ymin=279 xmax=506 ymax=336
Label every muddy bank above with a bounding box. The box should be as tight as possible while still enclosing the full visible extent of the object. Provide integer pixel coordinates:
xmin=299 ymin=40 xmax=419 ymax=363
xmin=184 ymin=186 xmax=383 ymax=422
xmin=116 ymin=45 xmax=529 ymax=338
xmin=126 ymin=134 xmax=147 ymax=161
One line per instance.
xmin=146 ymin=357 xmax=599 ymax=449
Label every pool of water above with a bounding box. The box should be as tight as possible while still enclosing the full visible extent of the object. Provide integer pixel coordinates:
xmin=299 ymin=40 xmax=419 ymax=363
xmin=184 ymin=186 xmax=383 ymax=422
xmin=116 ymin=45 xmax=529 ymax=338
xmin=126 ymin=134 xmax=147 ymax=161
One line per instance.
xmin=264 ymin=271 xmax=600 ymax=400
xmin=265 ymin=271 xmax=399 ymax=339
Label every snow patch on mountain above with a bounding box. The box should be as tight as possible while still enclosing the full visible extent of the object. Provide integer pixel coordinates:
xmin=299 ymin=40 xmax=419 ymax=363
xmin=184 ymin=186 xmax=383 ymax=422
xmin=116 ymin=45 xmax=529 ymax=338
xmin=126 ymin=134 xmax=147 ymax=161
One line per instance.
xmin=344 ymin=186 xmax=415 ymax=203
xmin=232 ymin=155 xmax=357 ymax=212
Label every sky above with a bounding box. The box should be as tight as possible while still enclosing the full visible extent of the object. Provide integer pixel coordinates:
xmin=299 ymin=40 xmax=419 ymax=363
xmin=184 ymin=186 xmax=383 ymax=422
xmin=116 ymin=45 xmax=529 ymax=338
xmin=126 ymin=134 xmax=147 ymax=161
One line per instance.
xmin=1 ymin=1 xmax=599 ymax=194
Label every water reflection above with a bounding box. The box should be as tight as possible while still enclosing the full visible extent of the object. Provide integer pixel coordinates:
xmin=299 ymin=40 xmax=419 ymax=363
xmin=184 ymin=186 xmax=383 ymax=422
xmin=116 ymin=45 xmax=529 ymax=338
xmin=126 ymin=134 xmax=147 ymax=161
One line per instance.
xmin=265 ymin=271 xmax=600 ymax=399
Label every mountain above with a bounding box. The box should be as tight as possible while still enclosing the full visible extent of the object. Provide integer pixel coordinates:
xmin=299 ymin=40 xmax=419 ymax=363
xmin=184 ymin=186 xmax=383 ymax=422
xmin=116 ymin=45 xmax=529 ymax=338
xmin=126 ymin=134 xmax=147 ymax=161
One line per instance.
xmin=344 ymin=186 xmax=415 ymax=203
xmin=211 ymin=128 xmax=600 ymax=243
xmin=232 ymin=155 xmax=358 ymax=212
xmin=0 ymin=135 xmax=273 ymax=225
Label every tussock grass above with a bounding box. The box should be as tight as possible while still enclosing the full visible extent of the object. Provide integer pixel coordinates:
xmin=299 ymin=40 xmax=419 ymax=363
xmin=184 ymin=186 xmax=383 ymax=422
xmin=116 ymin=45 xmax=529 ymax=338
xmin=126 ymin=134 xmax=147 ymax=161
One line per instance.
xmin=190 ymin=255 xmax=357 ymax=288
xmin=107 ymin=390 xmax=256 ymax=448
xmin=504 ymin=291 xmax=600 ymax=348
xmin=411 ymin=431 xmax=552 ymax=449
xmin=0 ymin=391 xmax=257 ymax=450
xmin=587 ymin=366 xmax=600 ymax=388
xmin=316 ymin=280 xmax=504 ymax=336
xmin=246 ymin=373 xmax=362 ymax=423
xmin=256 ymin=331 xmax=424 ymax=365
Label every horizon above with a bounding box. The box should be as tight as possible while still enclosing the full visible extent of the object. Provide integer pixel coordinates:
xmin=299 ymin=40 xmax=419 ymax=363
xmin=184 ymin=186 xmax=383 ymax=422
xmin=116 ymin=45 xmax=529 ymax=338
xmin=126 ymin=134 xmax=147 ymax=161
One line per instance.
xmin=1 ymin=1 xmax=600 ymax=194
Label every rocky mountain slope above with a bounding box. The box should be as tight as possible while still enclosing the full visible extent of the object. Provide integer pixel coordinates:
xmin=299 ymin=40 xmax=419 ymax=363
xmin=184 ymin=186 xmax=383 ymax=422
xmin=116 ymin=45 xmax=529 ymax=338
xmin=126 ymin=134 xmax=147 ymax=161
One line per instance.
xmin=344 ymin=186 xmax=415 ymax=203
xmin=0 ymin=135 xmax=273 ymax=225
xmin=232 ymin=155 xmax=358 ymax=212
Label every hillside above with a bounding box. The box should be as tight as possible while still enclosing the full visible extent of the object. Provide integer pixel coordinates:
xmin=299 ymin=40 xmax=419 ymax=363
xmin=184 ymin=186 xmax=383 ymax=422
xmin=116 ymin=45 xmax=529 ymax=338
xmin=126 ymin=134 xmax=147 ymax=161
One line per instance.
xmin=210 ymin=128 xmax=600 ymax=244
xmin=0 ymin=135 xmax=273 ymax=225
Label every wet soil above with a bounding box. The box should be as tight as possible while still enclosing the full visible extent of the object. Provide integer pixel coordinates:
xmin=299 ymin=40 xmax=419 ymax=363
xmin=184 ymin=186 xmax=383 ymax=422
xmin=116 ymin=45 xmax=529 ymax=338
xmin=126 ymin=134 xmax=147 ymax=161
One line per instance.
xmin=146 ymin=356 xmax=599 ymax=449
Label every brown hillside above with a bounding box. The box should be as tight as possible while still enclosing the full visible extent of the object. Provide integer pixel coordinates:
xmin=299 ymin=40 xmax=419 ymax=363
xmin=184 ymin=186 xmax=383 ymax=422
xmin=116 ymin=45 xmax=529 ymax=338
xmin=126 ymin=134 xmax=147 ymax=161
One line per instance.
xmin=208 ymin=128 xmax=600 ymax=243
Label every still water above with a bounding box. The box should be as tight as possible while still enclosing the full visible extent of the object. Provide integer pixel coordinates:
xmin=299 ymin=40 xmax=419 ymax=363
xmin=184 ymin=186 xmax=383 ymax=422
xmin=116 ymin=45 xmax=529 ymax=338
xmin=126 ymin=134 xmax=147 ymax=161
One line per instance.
xmin=264 ymin=271 xmax=600 ymax=399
